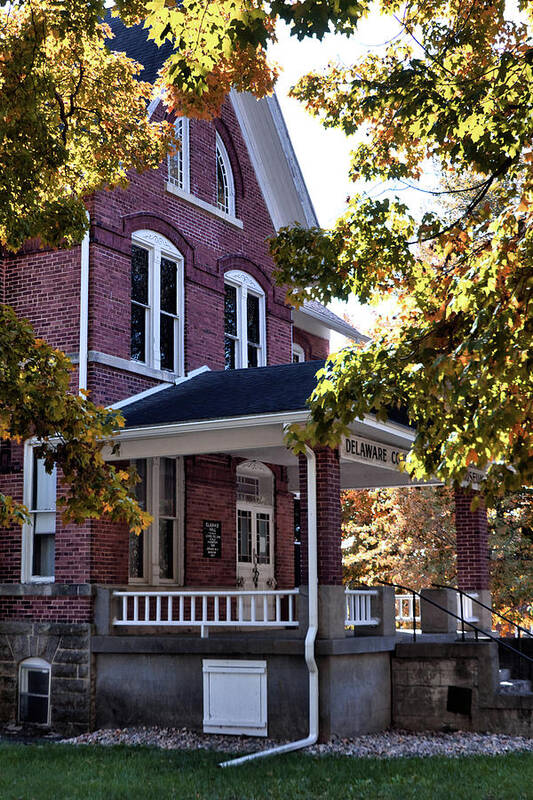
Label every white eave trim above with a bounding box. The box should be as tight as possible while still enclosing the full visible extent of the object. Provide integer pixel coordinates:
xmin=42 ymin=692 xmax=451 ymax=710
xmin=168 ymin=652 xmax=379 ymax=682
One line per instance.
xmin=110 ymin=365 xmax=211 ymax=411
xmin=115 ymin=410 xmax=311 ymax=441
xmin=297 ymin=305 xmax=369 ymax=342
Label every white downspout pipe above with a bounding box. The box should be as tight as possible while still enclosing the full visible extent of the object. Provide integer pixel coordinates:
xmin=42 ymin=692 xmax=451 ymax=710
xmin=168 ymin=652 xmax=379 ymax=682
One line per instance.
xmin=78 ymin=214 xmax=90 ymax=394
xmin=220 ymin=445 xmax=318 ymax=767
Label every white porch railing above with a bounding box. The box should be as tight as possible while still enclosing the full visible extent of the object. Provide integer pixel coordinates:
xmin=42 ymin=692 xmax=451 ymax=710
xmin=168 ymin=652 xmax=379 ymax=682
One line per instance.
xmin=345 ymin=589 xmax=379 ymax=627
xmin=396 ymin=593 xmax=420 ymax=626
xmin=457 ymin=592 xmax=479 ymax=624
xmin=113 ymin=589 xmax=299 ymax=637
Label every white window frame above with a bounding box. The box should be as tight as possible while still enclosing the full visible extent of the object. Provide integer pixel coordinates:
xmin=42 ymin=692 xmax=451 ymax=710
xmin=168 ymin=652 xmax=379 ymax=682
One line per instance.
xmin=292 ymin=343 xmax=305 ymax=363
xmin=19 ymin=657 xmax=51 ymax=726
xmin=224 ymin=270 xmax=266 ymax=369
xmin=21 ymin=442 xmax=56 ymax=584
xmin=131 ymin=230 xmax=185 ymax=376
xmin=128 ymin=456 xmax=184 ymax=586
xmin=167 ymin=117 xmax=190 ymax=193
xmin=216 ymin=132 xmax=235 ymax=217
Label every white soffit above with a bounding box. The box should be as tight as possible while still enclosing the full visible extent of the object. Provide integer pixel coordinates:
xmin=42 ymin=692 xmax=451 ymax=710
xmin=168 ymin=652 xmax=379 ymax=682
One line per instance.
xmin=231 ymin=90 xmax=318 ymax=231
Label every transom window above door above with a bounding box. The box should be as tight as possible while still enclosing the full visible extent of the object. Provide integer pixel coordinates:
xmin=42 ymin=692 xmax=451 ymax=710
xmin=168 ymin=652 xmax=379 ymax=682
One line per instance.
xmin=224 ymin=270 xmax=266 ymax=369
xmin=130 ymin=230 xmax=184 ymax=375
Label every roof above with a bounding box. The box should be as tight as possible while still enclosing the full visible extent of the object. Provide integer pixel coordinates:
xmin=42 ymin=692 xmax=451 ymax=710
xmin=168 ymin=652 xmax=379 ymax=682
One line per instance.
xmin=118 ymin=362 xmax=410 ymax=430
xmin=105 ymin=11 xmax=175 ymax=84
xmin=301 ymin=300 xmax=368 ymax=342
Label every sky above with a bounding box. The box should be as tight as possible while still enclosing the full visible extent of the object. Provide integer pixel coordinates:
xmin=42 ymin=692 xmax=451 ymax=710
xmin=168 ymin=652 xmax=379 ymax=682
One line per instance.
xmin=268 ymin=14 xmax=422 ymax=338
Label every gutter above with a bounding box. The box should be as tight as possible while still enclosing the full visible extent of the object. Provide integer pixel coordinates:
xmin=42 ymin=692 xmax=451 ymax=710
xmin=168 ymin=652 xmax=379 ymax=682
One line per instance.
xmin=78 ymin=215 xmax=90 ymax=394
xmin=220 ymin=444 xmax=318 ymax=767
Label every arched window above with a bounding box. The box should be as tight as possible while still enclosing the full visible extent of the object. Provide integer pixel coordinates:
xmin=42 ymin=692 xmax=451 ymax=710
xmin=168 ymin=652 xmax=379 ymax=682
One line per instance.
xmin=131 ymin=230 xmax=184 ymax=375
xmin=19 ymin=657 xmax=51 ymax=725
xmin=292 ymin=343 xmax=305 ymax=363
xmin=167 ymin=118 xmax=189 ymax=192
xmin=216 ymin=132 xmax=235 ymax=217
xmin=224 ymin=270 xmax=266 ymax=369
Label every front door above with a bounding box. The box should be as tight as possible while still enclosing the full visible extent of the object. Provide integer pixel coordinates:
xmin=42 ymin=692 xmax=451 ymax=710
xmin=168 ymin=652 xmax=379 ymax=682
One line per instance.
xmin=236 ymin=506 xmax=275 ymax=595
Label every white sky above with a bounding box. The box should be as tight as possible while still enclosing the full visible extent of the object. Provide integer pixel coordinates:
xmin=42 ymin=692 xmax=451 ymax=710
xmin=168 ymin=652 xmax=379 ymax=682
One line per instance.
xmin=268 ymin=14 xmax=421 ymax=337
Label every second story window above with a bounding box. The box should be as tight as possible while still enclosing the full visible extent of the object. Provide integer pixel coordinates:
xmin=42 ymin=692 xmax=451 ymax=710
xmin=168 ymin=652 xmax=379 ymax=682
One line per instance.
xmin=131 ymin=230 xmax=184 ymax=375
xmin=22 ymin=448 xmax=56 ymax=583
xmin=224 ymin=270 xmax=266 ymax=369
xmin=216 ymin=132 xmax=235 ymax=217
xmin=167 ymin=118 xmax=189 ymax=192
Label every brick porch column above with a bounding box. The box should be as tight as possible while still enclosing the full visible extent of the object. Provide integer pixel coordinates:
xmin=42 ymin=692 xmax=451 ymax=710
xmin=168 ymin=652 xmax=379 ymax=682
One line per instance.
xmin=299 ymin=447 xmax=345 ymax=639
xmin=454 ymin=488 xmax=492 ymax=630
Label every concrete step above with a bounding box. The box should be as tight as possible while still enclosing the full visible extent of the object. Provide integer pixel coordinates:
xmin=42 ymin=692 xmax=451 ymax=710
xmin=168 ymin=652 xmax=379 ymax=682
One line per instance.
xmin=498 ymin=668 xmax=511 ymax=681
xmin=499 ymin=678 xmax=533 ymax=696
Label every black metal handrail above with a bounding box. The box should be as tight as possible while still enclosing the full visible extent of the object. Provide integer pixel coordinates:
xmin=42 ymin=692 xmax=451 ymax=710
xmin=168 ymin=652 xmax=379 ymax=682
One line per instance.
xmin=379 ymin=580 xmax=533 ymax=676
xmin=431 ymin=583 xmax=533 ymax=639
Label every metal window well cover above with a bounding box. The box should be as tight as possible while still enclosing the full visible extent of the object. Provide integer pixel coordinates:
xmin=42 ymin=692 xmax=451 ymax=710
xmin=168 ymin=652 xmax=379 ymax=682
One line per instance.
xmin=203 ymin=660 xmax=268 ymax=736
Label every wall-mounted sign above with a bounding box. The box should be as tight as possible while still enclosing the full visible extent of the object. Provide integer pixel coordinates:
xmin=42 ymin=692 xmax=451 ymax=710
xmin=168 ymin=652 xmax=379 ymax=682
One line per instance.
xmin=203 ymin=520 xmax=222 ymax=559
xmin=342 ymin=435 xmax=409 ymax=472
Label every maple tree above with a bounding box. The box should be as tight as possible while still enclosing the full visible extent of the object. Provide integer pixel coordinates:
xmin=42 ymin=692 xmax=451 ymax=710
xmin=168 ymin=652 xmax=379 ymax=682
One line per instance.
xmin=272 ymin=1 xmax=533 ymax=503
xmin=342 ymin=486 xmax=533 ymax=630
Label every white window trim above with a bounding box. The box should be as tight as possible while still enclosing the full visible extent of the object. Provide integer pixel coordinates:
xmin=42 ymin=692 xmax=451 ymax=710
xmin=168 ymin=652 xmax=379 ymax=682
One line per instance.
xmin=292 ymin=343 xmax=305 ymax=363
xmin=224 ymin=270 xmax=267 ymax=369
xmin=167 ymin=117 xmax=190 ymax=193
xmin=21 ymin=442 xmax=56 ymax=584
xmin=216 ymin=132 xmax=236 ymax=218
xmin=165 ymin=182 xmax=243 ymax=229
xmin=19 ymin=657 xmax=51 ymax=726
xmin=131 ymin=229 xmax=185 ymax=377
xmin=129 ymin=456 xmax=184 ymax=586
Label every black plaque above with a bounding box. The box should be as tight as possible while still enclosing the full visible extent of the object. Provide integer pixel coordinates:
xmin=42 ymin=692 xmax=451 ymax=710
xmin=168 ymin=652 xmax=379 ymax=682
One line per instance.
xmin=203 ymin=520 xmax=222 ymax=559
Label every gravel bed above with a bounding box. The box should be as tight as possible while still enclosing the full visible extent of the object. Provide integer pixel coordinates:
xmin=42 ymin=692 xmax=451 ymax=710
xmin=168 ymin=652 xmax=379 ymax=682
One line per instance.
xmin=60 ymin=726 xmax=533 ymax=759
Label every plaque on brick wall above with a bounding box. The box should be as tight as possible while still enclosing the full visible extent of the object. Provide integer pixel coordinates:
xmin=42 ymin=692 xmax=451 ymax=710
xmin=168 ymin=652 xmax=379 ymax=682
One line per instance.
xmin=203 ymin=520 xmax=222 ymax=559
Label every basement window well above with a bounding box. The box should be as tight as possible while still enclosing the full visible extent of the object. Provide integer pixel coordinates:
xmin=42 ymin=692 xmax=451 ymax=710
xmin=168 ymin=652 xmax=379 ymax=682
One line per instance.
xmin=19 ymin=658 xmax=51 ymax=725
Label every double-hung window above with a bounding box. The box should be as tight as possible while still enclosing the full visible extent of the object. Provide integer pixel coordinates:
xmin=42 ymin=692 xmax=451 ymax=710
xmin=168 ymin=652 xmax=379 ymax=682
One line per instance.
xmin=167 ymin=117 xmax=190 ymax=192
xmin=23 ymin=449 xmax=56 ymax=582
xmin=292 ymin=343 xmax=305 ymax=363
xmin=224 ymin=271 xmax=266 ymax=369
xmin=216 ymin=132 xmax=235 ymax=217
xmin=19 ymin=658 xmax=51 ymax=725
xmin=129 ymin=457 xmax=183 ymax=585
xmin=131 ymin=230 xmax=184 ymax=375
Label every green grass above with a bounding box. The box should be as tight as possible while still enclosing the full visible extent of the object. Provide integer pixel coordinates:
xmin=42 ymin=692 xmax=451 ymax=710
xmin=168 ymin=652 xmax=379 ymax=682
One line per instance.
xmin=0 ymin=743 xmax=531 ymax=800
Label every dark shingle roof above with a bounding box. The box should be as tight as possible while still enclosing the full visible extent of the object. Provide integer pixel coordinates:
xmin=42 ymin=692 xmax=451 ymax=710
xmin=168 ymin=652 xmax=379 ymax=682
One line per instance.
xmin=121 ymin=362 xmax=324 ymax=429
xmin=119 ymin=361 xmax=411 ymax=430
xmin=105 ymin=10 xmax=174 ymax=84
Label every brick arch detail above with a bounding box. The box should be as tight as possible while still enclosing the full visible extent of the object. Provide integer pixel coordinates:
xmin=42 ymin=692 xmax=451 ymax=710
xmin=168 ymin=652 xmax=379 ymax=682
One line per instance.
xmin=122 ymin=213 xmax=195 ymax=265
xmin=218 ymin=255 xmax=275 ymax=307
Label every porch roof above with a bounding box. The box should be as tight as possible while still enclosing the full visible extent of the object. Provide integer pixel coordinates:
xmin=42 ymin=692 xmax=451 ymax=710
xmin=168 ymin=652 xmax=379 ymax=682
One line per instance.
xmin=118 ymin=361 xmax=411 ymax=431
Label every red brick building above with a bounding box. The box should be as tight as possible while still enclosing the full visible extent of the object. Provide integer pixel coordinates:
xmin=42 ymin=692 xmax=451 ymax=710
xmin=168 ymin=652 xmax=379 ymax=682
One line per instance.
xmin=0 ymin=19 xmax=492 ymax=742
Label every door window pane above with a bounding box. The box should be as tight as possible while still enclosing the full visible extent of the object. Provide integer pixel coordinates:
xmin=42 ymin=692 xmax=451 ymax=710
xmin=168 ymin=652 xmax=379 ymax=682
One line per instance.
xmin=131 ymin=245 xmax=149 ymax=304
xmin=238 ymin=510 xmax=252 ymax=562
xmin=159 ymin=458 xmax=176 ymax=518
xmin=159 ymin=519 xmax=174 ymax=580
xmin=256 ymin=513 xmax=270 ymax=564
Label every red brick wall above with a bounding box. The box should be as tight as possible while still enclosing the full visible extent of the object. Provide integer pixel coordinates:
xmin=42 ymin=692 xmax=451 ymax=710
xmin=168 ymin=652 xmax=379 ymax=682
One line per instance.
xmin=184 ymin=456 xmax=294 ymax=588
xmin=454 ymin=488 xmax=490 ymax=591
xmin=0 ymin=597 xmax=92 ymax=622
xmin=298 ymin=448 xmax=342 ymax=586
xmin=293 ymin=328 xmax=329 ymax=361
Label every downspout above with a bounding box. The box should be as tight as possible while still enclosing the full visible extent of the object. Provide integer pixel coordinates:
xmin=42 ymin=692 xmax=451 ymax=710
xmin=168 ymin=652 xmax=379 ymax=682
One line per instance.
xmin=78 ymin=214 xmax=90 ymax=394
xmin=220 ymin=444 xmax=318 ymax=767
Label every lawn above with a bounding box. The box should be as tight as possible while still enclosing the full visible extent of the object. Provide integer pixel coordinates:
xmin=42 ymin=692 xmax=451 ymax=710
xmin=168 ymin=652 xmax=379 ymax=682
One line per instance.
xmin=0 ymin=743 xmax=531 ymax=800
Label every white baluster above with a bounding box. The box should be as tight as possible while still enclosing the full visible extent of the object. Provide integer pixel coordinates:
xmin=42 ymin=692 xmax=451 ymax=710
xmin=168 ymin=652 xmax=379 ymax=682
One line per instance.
xmin=251 ymin=595 xmax=256 ymax=623
xmin=191 ymin=596 xmax=196 ymax=622
xmin=238 ymin=595 xmax=243 ymax=622
xmin=145 ymin=596 xmax=149 ymax=622
xmin=226 ymin=595 xmax=231 ymax=623
xmin=133 ymin=595 xmax=139 ymax=623
xmin=276 ymin=595 xmax=281 ymax=623
xmin=156 ymin=595 xmax=161 ymax=623
xmin=202 ymin=595 xmax=207 ymax=626
xmin=179 ymin=595 xmax=184 ymax=622
xmin=214 ymin=595 xmax=219 ymax=623
xmin=122 ymin=596 xmax=127 ymax=623
xmin=263 ymin=595 xmax=268 ymax=622
xmin=168 ymin=595 xmax=172 ymax=623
